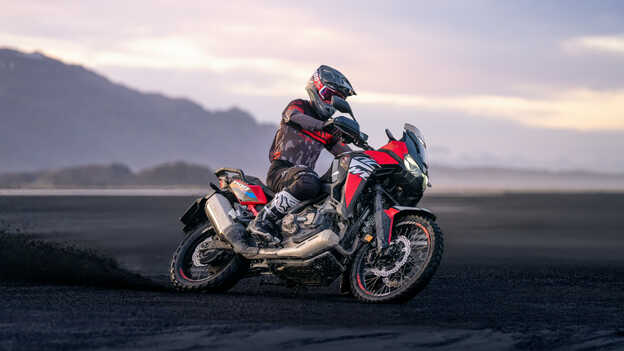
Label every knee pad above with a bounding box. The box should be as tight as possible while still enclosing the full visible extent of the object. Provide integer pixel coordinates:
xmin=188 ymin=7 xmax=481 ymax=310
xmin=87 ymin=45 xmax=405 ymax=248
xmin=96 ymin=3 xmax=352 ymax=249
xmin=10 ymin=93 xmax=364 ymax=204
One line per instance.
xmin=287 ymin=172 xmax=321 ymax=200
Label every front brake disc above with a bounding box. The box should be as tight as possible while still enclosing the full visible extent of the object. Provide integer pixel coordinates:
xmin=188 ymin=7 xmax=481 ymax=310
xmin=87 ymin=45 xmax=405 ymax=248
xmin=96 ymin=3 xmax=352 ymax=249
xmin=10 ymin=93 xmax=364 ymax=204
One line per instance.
xmin=369 ymin=236 xmax=411 ymax=278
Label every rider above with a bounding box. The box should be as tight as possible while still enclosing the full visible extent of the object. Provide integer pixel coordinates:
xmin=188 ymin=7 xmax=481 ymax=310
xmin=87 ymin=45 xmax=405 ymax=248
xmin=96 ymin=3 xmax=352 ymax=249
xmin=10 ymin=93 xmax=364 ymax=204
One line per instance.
xmin=248 ymin=65 xmax=356 ymax=241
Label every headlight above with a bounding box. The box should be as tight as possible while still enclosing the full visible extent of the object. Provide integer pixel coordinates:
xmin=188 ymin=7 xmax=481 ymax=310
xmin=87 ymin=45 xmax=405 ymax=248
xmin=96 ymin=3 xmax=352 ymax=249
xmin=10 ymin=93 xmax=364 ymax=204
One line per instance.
xmin=404 ymin=154 xmax=429 ymax=192
xmin=403 ymin=154 xmax=422 ymax=176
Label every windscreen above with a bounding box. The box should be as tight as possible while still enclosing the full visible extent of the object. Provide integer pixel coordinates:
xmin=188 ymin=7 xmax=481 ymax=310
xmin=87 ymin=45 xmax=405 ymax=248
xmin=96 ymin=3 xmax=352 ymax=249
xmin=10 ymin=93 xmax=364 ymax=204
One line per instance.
xmin=404 ymin=123 xmax=429 ymax=174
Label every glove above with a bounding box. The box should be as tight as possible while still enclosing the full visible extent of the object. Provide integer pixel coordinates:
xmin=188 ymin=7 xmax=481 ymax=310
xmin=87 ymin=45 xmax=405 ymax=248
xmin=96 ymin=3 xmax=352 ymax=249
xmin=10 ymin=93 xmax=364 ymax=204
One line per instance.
xmin=322 ymin=118 xmax=336 ymax=132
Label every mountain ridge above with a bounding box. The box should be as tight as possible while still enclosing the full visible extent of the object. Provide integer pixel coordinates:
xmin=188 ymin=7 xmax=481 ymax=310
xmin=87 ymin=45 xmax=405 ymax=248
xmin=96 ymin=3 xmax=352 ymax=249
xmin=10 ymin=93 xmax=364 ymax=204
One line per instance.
xmin=2 ymin=161 xmax=623 ymax=191
xmin=2 ymin=47 xmax=624 ymax=190
xmin=0 ymin=47 xmax=276 ymax=176
xmin=0 ymin=161 xmax=217 ymax=188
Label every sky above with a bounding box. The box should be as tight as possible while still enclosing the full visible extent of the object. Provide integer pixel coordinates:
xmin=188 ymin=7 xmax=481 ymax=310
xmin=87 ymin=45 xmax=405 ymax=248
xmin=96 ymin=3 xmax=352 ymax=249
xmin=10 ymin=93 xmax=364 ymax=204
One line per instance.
xmin=2 ymin=1 xmax=624 ymax=172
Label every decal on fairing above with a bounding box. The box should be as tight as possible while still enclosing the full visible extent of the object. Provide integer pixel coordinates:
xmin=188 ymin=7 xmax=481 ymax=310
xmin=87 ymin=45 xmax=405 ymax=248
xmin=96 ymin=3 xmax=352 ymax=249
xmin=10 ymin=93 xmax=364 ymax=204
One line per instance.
xmin=348 ymin=155 xmax=378 ymax=180
xmin=230 ymin=180 xmax=267 ymax=205
xmin=343 ymin=155 xmax=379 ymax=210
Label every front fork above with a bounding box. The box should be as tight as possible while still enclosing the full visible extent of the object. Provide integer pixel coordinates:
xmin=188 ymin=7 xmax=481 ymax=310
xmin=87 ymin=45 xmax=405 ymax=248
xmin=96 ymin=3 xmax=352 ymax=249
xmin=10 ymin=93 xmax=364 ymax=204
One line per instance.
xmin=374 ymin=185 xmax=390 ymax=253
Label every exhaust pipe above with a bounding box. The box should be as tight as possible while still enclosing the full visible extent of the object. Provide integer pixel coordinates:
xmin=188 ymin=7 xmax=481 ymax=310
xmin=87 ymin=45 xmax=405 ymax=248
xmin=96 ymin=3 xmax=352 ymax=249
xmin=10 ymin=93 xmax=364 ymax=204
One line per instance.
xmin=253 ymin=229 xmax=339 ymax=259
xmin=204 ymin=192 xmax=340 ymax=259
xmin=204 ymin=192 xmax=259 ymax=256
xmin=204 ymin=192 xmax=236 ymax=234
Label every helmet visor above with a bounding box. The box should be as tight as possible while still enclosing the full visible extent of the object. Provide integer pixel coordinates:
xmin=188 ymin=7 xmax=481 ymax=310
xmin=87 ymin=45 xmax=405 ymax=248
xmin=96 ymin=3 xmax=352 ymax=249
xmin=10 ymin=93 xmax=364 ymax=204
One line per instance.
xmin=318 ymin=86 xmax=345 ymax=103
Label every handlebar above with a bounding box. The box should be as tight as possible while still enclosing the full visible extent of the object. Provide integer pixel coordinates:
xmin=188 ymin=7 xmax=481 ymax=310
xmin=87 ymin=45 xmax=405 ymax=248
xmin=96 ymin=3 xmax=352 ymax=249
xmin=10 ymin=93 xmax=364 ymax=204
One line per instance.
xmin=324 ymin=117 xmax=373 ymax=150
xmin=354 ymin=137 xmax=373 ymax=151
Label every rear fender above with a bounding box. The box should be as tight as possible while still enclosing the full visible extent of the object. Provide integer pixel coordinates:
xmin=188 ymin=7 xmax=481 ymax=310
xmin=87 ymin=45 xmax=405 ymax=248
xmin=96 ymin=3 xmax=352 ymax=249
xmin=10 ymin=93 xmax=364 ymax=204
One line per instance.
xmin=180 ymin=187 xmax=218 ymax=234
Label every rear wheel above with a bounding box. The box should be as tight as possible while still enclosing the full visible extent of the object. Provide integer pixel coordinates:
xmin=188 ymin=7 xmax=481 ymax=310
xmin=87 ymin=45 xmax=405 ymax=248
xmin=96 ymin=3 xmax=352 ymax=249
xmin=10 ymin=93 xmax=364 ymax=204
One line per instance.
xmin=350 ymin=215 xmax=444 ymax=303
xmin=170 ymin=224 xmax=247 ymax=292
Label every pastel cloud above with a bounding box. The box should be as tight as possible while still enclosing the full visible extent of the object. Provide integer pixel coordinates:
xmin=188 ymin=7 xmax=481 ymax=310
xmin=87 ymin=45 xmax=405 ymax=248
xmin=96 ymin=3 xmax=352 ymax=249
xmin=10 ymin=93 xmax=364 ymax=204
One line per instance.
xmin=355 ymin=89 xmax=624 ymax=131
xmin=564 ymin=34 xmax=624 ymax=55
xmin=2 ymin=1 xmax=624 ymax=134
xmin=232 ymin=80 xmax=624 ymax=131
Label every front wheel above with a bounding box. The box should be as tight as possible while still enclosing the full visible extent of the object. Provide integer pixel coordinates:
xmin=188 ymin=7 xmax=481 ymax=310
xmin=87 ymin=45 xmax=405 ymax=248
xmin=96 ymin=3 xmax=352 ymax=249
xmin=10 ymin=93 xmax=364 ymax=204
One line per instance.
xmin=170 ymin=224 xmax=247 ymax=292
xmin=350 ymin=215 xmax=444 ymax=303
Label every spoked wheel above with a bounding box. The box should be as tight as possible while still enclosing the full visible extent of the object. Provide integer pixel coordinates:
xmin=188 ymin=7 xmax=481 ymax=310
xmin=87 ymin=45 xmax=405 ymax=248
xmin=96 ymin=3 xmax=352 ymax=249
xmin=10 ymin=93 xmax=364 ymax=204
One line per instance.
xmin=350 ymin=215 xmax=444 ymax=303
xmin=170 ymin=224 xmax=247 ymax=292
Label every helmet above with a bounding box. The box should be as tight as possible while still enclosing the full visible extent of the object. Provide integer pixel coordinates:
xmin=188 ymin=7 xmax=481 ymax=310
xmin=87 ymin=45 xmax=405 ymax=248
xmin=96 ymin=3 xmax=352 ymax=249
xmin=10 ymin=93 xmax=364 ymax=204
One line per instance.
xmin=305 ymin=65 xmax=356 ymax=120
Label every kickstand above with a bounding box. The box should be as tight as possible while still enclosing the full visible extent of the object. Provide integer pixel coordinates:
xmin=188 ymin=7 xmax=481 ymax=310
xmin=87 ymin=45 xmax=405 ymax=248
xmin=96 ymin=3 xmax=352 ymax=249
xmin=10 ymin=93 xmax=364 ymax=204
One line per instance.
xmin=338 ymin=274 xmax=352 ymax=295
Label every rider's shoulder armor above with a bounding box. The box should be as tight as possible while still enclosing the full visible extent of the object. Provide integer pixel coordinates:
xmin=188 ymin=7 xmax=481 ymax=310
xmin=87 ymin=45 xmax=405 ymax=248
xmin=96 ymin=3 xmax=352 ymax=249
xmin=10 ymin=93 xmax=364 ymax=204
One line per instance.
xmin=282 ymin=99 xmax=318 ymax=124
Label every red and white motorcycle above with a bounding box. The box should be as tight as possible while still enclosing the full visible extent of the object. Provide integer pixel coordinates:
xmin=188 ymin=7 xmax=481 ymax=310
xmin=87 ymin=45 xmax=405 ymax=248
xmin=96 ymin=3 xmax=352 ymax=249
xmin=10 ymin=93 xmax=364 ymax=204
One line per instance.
xmin=170 ymin=97 xmax=444 ymax=303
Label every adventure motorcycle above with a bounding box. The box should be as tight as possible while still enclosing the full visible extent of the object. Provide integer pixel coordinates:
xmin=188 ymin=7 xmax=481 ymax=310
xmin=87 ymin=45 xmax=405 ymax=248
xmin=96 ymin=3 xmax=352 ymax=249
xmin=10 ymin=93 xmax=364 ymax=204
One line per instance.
xmin=169 ymin=97 xmax=444 ymax=303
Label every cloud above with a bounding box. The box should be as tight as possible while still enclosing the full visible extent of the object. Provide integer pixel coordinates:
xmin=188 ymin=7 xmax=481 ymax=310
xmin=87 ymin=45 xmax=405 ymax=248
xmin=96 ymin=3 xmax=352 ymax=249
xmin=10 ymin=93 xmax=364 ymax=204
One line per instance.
xmin=0 ymin=33 xmax=312 ymax=82
xmin=563 ymin=34 xmax=624 ymax=55
xmin=228 ymin=80 xmax=624 ymax=131
xmin=2 ymin=3 xmax=624 ymax=134
xmin=355 ymin=89 xmax=624 ymax=131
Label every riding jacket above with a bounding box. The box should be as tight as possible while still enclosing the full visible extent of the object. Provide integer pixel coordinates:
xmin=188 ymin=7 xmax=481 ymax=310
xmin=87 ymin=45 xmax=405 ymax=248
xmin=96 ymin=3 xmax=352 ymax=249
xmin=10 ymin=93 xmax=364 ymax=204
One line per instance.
xmin=268 ymin=99 xmax=350 ymax=170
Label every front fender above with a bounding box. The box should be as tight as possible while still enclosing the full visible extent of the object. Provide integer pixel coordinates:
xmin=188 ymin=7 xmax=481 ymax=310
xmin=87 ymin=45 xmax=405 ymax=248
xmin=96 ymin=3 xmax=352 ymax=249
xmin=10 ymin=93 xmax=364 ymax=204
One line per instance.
xmin=377 ymin=206 xmax=437 ymax=244
xmin=391 ymin=206 xmax=436 ymax=221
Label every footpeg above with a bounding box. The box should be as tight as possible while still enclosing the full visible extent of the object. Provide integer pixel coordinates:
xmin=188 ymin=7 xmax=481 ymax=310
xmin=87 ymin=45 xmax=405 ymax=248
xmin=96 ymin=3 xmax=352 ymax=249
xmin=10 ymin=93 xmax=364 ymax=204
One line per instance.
xmin=249 ymin=226 xmax=281 ymax=246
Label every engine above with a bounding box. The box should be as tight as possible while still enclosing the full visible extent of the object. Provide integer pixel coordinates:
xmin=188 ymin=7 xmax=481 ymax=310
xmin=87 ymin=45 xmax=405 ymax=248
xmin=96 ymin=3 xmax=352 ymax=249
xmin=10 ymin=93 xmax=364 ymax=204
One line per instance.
xmin=279 ymin=202 xmax=335 ymax=246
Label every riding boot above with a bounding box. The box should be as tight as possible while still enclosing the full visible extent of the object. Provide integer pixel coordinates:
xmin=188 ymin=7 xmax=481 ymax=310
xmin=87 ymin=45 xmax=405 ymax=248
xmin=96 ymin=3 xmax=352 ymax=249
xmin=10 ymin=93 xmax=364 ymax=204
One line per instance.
xmin=221 ymin=223 xmax=259 ymax=256
xmin=248 ymin=190 xmax=301 ymax=243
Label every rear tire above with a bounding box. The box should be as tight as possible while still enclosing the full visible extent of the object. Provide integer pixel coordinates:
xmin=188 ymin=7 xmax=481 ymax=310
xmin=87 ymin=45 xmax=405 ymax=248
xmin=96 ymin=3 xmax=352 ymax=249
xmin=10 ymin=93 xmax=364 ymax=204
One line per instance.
xmin=170 ymin=224 xmax=247 ymax=292
xmin=350 ymin=215 xmax=444 ymax=303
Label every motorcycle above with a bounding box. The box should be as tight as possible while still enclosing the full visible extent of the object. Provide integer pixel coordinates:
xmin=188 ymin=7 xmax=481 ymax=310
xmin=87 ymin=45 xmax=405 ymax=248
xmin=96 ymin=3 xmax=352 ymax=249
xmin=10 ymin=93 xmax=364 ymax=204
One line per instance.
xmin=169 ymin=97 xmax=444 ymax=303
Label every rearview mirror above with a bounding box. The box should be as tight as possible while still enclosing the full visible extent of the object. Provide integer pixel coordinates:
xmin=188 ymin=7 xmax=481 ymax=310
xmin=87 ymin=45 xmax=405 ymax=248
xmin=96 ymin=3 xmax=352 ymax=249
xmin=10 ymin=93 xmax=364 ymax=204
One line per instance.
xmin=331 ymin=96 xmax=352 ymax=114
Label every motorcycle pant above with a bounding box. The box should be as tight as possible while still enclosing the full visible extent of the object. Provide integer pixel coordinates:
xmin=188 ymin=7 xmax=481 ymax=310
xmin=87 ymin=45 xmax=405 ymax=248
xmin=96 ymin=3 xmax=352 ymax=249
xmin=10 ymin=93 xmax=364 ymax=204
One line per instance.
xmin=266 ymin=162 xmax=321 ymax=201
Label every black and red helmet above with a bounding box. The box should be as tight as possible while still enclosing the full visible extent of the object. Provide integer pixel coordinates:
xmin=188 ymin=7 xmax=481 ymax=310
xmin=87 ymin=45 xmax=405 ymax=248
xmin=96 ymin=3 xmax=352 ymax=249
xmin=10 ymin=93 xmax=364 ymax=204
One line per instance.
xmin=305 ymin=65 xmax=356 ymax=120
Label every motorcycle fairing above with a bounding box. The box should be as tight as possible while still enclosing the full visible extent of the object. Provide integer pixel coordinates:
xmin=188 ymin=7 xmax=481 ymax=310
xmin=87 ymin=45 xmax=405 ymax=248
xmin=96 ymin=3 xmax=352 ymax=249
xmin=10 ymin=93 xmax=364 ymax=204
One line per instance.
xmin=230 ymin=180 xmax=268 ymax=205
xmin=380 ymin=140 xmax=408 ymax=160
xmin=341 ymin=153 xmax=379 ymax=216
xmin=337 ymin=149 xmax=402 ymax=217
xmin=363 ymin=150 xmax=399 ymax=165
xmin=329 ymin=154 xmax=350 ymax=202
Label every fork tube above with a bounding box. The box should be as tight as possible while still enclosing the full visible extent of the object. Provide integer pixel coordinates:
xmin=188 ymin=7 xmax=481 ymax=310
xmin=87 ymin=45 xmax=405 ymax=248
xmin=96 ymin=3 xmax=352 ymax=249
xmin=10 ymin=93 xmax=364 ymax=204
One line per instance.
xmin=374 ymin=185 xmax=389 ymax=253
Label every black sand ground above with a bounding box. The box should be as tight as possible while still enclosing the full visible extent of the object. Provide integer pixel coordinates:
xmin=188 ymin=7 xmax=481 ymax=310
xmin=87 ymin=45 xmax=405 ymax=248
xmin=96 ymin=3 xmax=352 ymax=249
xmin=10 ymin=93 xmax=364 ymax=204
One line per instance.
xmin=0 ymin=193 xmax=623 ymax=350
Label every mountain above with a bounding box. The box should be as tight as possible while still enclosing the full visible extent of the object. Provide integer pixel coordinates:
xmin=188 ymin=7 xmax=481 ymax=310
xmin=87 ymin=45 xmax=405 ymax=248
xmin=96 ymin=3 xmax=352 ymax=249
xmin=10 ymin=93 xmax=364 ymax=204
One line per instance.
xmin=0 ymin=48 xmax=276 ymax=177
xmin=0 ymin=162 xmax=217 ymax=188
xmin=1 ymin=48 xmax=623 ymax=191
xmin=135 ymin=161 xmax=217 ymax=186
xmin=2 ymin=161 xmax=623 ymax=191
